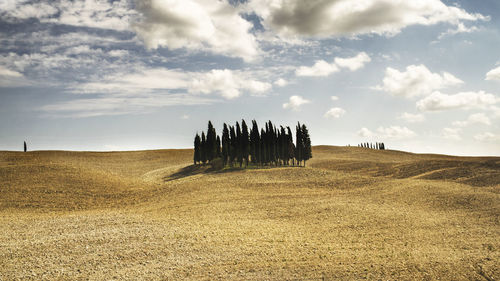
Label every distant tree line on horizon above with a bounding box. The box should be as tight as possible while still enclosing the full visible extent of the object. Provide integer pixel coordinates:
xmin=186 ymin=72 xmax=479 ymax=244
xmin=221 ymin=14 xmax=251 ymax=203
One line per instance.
xmin=358 ymin=142 xmax=385 ymax=150
xmin=194 ymin=120 xmax=312 ymax=168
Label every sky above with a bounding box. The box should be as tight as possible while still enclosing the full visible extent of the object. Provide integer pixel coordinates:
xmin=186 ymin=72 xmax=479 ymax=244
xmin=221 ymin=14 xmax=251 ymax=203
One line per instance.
xmin=0 ymin=0 xmax=499 ymax=155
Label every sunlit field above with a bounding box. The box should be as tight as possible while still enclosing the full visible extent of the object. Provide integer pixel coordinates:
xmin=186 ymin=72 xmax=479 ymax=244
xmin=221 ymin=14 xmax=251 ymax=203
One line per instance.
xmin=1 ymin=146 xmax=499 ymax=280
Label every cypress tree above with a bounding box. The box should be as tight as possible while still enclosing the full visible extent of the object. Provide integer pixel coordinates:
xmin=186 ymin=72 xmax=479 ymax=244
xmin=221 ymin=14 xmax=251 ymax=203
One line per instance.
xmin=269 ymin=123 xmax=275 ymax=165
xmin=201 ymin=132 xmax=207 ymax=164
xmin=206 ymin=121 xmax=217 ymax=161
xmin=301 ymin=124 xmax=312 ymax=166
xmin=260 ymin=128 xmax=267 ymax=165
xmin=268 ymin=121 xmax=276 ymax=166
xmin=222 ymin=123 xmax=230 ymax=166
xmin=241 ymin=120 xmax=249 ymax=167
xmin=267 ymin=123 xmax=271 ymax=165
xmin=295 ymin=122 xmax=303 ymax=166
xmin=229 ymin=126 xmax=237 ymax=166
xmin=216 ymin=135 xmax=221 ymax=158
xmin=236 ymin=121 xmax=243 ymax=167
xmin=263 ymin=123 xmax=268 ymax=165
xmin=281 ymin=129 xmax=287 ymax=165
xmin=287 ymin=126 xmax=294 ymax=166
xmin=250 ymin=120 xmax=260 ymax=164
xmin=194 ymin=133 xmax=201 ymax=164
xmin=24 ymin=141 xmax=27 ymax=152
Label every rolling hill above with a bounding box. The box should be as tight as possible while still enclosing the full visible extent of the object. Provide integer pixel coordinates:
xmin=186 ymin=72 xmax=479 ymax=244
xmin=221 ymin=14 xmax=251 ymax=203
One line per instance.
xmin=1 ymin=146 xmax=499 ymax=280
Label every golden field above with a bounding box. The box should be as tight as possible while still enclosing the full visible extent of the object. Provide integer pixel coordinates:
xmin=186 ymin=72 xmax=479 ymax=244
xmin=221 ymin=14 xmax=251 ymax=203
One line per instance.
xmin=0 ymin=146 xmax=499 ymax=280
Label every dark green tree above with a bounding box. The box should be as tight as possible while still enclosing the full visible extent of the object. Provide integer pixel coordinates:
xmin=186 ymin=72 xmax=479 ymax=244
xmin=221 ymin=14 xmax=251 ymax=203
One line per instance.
xmin=241 ymin=120 xmax=250 ymax=167
xmin=201 ymin=132 xmax=207 ymax=164
xmin=260 ymin=128 xmax=267 ymax=165
xmin=279 ymin=126 xmax=288 ymax=165
xmin=301 ymin=124 xmax=312 ymax=166
xmin=206 ymin=121 xmax=217 ymax=161
xmin=194 ymin=133 xmax=201 ymax=164
xmin=295 ymin=122 xmax=303 ymax=166
xmin=229 ymin=126 xmax=237 ymax=166
xmin=250 ymin=120 xmax=260 ymax=164
xmin=216 ymin=135 xmax=221 ymax=158
xmin=222 ymin=123 xmax=230 ymax=166
xmin=287 ymin=126 xmax=295 ymax=166
xmin=236 ymin=121 xmax=243 ymax=167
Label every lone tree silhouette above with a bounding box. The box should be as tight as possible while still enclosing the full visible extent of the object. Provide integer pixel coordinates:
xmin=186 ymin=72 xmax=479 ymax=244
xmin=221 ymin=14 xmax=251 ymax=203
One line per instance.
xmin=24 ymin=141 xmax=27 ymax=152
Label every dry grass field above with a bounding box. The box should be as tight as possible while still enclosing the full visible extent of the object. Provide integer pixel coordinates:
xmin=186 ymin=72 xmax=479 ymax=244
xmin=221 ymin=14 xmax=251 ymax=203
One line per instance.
xmin=1 ymin=146 xmax=499 ymax=280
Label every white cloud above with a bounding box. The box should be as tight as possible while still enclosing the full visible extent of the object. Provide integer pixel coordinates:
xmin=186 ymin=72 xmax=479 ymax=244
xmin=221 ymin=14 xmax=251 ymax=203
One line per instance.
xmin=296 ymin=52 xmax=370 ymax=77
xmin=416 ymin=91 xmax=498 ymax=111
xmin=108 ymin=50 xmax=129 ymax=57
xmin=181 ymin=114 xmax=190 ymax=120
xmin=474 ymin=132 xmax=500 ymax=142
xmin=1 ymin=0 xmax=137 ymax=31
xmin=42 ymin=66 xmax=276 ymax=117
xmin=296 ymin=60 xmax=339 ymax=77
xmin=0 ymin=1 xmax=58 ymax=21
xmin=377 ymin=126 xmax=417 ymax=140
xmin=438 ymin=22 xmax=478 ymax=39
xmin=283 ymin=95 xmax=311 ymax=111
xmin=485 ymin=66 xmax=500 ymax=81
xmin=357 ymin=127 xmax=374 ymax=138
xmin=331 ymin=96 xmax=339 ymax=101
xmin=334 ymin=52 xmax=371 ymax=71
xmin=189 ymin=69 xmax=271 ymax=99
xmin=50 ymin=0 xmax=135 ymax=31
xmin=248 ymin=0 xmax=488 ymax=38
xmin=377 ymin=64 xmax=463 ymax=98
xmin=491 ymin=106 xmax=500 ymax=119
xmin=40 ymin=94 xmax=214 ymax=118
xmin=70 ymin=67 xmax=271 ymax=100
xmin=442 ymin=127 xmax=462 ymax=140
xmin=274 ymin=78 xmax=289 ymax=87
xmin=452 ymin=113 xmax=491 ymax=127
xmin=75 ymin=68 xmax=190 ymax=94
xmin=0 ymin=34 xmax=139 ymax=85
xmin=398 ymin=112 xmax=425 ymax=123
xmin=324 ymin=107 xmax=346 ymax=119
xmin=133 ymin=0 xmax=258 ymax=61
xmin=0 ymin=65 xmax=30 ymax=87
xmin=357 ymin=126 xmax=416 ymax=139
xmin=0 ymin=65 xmax=23 ymax=78
xmin=64 ymin=45 xmax=104 ymax=55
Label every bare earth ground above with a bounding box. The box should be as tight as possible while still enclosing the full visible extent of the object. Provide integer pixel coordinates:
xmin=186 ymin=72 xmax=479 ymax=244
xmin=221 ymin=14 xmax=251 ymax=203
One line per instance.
xmin=0 ymin=146 xmax=499 ymax=280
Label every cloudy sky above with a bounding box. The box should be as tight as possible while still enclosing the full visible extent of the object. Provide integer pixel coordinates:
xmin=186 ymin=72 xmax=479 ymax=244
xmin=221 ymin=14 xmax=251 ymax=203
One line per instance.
xmin=1 ymin=0 xmax=499 ymax=155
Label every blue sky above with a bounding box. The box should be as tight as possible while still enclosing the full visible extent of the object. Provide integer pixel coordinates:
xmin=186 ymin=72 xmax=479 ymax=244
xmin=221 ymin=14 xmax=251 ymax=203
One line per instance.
xmin=0 ymin=0 xmax=499 ymax=155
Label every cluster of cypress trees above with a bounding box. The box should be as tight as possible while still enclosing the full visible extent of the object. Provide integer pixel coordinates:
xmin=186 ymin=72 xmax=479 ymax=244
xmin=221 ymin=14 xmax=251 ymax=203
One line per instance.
xmin=194 ymin=120 xmax=312 ymax=167
xmin=358 ymin=142 xmax=385 ymax=150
